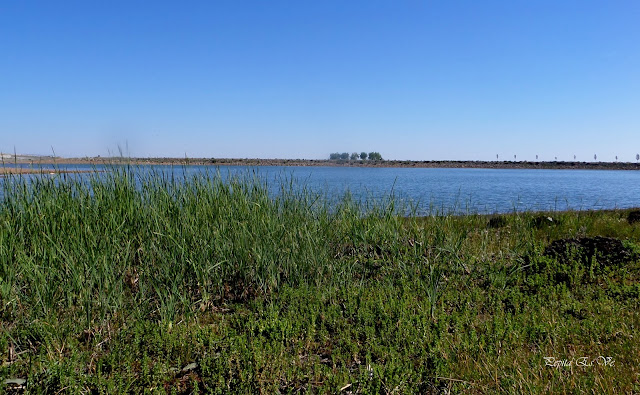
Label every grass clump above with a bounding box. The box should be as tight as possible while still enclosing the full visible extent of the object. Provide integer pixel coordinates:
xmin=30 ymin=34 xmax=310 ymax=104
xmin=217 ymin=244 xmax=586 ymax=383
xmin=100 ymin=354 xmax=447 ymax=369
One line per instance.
xmin=1 ymin=167 xmax=639 ymax=393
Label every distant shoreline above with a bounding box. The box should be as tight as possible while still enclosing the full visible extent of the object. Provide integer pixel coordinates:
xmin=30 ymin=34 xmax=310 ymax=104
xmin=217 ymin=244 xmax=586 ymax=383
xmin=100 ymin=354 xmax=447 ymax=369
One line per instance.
xmin=3 ymin=156 xmax=640 ymax=171
xmin=0 ymin=167 xmax=102 ymax=177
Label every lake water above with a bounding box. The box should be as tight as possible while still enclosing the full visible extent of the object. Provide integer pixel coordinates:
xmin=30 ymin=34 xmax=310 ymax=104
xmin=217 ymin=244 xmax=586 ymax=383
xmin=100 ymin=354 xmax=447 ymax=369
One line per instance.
xmin=2 ymin=164 xmax=640 ymax=215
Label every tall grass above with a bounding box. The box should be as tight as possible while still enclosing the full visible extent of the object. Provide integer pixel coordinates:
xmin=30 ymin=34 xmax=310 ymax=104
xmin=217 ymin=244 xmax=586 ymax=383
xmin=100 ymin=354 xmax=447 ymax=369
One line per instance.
xmin=0 ymin=166 xmax=405 ymax=323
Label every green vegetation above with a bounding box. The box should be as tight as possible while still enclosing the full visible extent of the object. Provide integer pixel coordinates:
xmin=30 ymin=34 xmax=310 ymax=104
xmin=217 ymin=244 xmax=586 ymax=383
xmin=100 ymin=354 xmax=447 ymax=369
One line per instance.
xmin=329 ymin=152 xmax=382 ymax=161
xmin=1 ymin=167 xmax=639 ymax=393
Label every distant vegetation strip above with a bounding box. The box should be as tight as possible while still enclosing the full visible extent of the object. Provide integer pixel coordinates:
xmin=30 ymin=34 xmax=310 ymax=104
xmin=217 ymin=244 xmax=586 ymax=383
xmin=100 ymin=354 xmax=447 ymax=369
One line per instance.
xmin=7 ymin=156 xmax=640 ymax=170
xmin=1 ymin=166 xmax=639 ymax=392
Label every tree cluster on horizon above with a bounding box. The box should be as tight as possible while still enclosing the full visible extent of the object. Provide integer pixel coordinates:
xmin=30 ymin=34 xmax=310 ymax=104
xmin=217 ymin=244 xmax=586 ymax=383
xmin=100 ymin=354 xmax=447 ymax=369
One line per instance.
xmin=329 ymin=152 xmax=383 ymax=161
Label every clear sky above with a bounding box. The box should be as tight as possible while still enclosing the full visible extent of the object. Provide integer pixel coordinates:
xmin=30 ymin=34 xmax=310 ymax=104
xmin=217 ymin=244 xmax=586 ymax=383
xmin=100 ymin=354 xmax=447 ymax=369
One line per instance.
xmin=1 ymin=1 xmax=639 ymax=161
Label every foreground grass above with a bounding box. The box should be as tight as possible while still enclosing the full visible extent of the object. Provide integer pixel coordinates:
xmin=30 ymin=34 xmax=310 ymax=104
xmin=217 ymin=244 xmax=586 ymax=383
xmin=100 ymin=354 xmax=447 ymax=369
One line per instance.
xmin=1 ymin=167 xmax=639 ymax=393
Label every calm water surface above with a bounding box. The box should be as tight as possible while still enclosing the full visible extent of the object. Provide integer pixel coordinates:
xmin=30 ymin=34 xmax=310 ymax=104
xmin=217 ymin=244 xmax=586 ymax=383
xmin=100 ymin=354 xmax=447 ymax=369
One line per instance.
xmin=2 ymin=164 xmax=639 ymax=215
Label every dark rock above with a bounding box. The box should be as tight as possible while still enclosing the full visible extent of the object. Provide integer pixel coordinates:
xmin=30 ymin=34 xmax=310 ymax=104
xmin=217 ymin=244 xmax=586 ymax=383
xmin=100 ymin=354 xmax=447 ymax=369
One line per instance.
xmin=487 ymin=216 xmax=507 ymax=229
xmin=531 ymin=215 xmax=558 ymax=229
xmin=628 ymin=210 xmax=640 ymax=225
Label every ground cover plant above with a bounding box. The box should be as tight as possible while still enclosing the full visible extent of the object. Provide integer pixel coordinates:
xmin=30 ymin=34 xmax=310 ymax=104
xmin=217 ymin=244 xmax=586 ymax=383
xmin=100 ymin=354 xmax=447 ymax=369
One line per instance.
xmin=1 ymin=167 xmax=639 ymax=393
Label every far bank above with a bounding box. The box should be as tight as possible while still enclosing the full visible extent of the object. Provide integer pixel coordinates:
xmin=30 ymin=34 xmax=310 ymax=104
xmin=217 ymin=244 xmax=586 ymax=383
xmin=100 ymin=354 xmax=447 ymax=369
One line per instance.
xmin=5 ymin=155 xmax=640 ymax=171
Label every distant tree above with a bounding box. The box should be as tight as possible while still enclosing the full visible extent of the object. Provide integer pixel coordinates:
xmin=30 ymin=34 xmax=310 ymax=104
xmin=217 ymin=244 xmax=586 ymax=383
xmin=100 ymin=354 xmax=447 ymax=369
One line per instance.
xmin=555 ymin=156 xmax=558 ymax=160
xmin=329 ymin=152 xmax=340 ymax=160
xmin=574 ymin=155 xmax=576 ymax=160
xmin=350 ymin=152 xmax=359 ymax=160
xmin=496 ymin=154 xmax=499 ymax=160
xmin=340 ymin=152 xmax=349 ymax=160
xmin=514 ymin=154 xmax=516 ymax=161
xmin=594 ymin=154 xmax=597 ymax=161
xmin=536 ymin=154 xmax=538 ymax=160
xmin=368 ymin=152 xmax=382 ymax=161
xmin=636 ymin=153 xmax=639 ymax=162
xmin=360 ymin=152 xmax=368 ymax=160
xmin=615 ymin=155 xmax=618 ymax=161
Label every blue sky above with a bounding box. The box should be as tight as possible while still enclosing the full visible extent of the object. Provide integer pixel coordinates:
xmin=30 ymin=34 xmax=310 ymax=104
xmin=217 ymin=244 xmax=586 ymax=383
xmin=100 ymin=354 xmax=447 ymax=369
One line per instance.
xmin=1 ymin=1 xmax=639 ymax=161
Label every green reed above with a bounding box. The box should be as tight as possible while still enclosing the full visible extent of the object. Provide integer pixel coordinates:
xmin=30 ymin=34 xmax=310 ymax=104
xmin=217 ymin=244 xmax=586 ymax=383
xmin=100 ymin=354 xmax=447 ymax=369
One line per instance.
xmin=0 ymin=166 xmax=404 ymax=323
